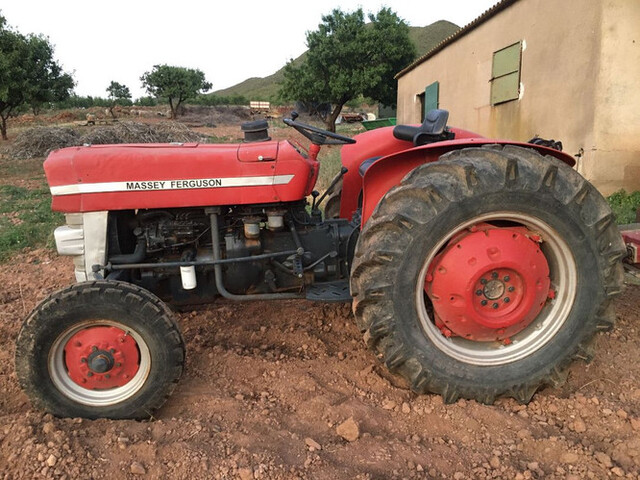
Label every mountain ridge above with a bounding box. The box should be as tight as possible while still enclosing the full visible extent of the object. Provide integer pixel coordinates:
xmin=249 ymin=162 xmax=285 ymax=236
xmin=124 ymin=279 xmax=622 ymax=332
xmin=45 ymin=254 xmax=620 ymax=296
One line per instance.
xmin=212 ymin=20 xmax=459 ymax=101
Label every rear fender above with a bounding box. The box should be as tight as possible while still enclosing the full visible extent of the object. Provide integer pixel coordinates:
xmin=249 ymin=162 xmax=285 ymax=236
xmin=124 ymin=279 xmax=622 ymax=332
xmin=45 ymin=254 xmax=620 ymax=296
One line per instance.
xmin=339 ymin=126 xmax=409 ymax=221
xmin=338 ymin=126 xmax=487 ymax=221
xmin=360 ymin=140 xmax=576 ymax=226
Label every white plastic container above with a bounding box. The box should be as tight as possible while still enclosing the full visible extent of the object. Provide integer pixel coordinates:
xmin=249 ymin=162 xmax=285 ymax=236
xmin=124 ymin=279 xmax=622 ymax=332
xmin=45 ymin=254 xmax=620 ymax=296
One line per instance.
xmin=180 ymin=266 xmax=197 ymax=290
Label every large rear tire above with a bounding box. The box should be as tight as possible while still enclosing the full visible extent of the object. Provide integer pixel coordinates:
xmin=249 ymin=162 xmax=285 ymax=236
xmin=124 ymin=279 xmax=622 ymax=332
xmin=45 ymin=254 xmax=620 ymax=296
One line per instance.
xmin=324 ymin=179 xmax=343 ymax=219
xmin=351 ymin=145 xmax=625 ymax=404
xmin=15 ymin=281 xmax=185 ymax=419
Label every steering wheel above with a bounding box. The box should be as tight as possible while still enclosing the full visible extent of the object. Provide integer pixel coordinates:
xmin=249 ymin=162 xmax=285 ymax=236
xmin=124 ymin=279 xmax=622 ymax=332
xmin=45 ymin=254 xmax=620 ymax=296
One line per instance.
xmin=283 ymin=112 xmax=356 ymax=145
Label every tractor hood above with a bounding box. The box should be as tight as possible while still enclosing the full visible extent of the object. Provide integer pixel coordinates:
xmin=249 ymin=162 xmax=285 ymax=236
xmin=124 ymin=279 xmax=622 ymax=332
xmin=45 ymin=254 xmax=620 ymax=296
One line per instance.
xmin=45 ymin=141 xmax=315 ymax=213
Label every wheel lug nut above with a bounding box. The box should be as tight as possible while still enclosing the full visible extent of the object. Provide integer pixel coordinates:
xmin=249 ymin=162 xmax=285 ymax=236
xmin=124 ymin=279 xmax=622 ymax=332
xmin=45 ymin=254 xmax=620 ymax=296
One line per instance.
xmin=105 ymin=374 xmax=110 ymax=379
xmin=116 ymin=362 xmax=122 ymax=367
xmin=508 ymin=286 xmax=515 ymax=292
xmin=480 ymin=279 xmax=487 ymax=285
xmin=475 ymin=289 xmax=483 ymax=296
xmin=504 ymin=297 xmax=510 ymax=303
xmin=481 ymin=300 xmax=488 ymax=306
xmin=492 ymin=303 xmax=499 ymax=309
xmin=109 ymin=348 xmax=115 ymax=354
xmin=87 ymin=372 xmax=93 ymax=377
xmin=80 ymin=357 xmax=87 ymax=363
xmin=491 ymin=272 xmax=498 ymax=279
xmin=503 ymin=275 xmax=510 ymax=282
xmin=91 ymin=346 xmax=97 ymax=352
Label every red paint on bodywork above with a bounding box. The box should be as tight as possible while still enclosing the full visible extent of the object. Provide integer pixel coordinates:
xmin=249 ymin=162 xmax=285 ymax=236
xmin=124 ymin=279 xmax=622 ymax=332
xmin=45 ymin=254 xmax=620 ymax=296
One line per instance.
xmin=339 ymin=126 xmax=487 ymax=221
xmin=339 ymin=127 xmax=412 ymax=220
xmin=359 ymin=137 xmax=576 ymax=226
xmin=45 ymin=141 xmax=316 ymax=213
xmin=622 ymin=229 xmax=640 ymax=265
xmin=237 ymin=141 xmax=279 ymax=162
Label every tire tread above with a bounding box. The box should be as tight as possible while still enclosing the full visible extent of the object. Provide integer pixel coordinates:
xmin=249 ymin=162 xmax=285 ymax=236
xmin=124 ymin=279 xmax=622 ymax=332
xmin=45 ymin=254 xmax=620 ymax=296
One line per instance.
xmin=351 ymin=145 xmax=625 ymax=404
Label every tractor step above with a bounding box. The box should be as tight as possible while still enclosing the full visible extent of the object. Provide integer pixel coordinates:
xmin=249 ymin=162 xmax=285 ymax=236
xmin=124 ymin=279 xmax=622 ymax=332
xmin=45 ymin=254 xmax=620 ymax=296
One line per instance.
xmin=306 ymin=280 xmax=352 ymax=302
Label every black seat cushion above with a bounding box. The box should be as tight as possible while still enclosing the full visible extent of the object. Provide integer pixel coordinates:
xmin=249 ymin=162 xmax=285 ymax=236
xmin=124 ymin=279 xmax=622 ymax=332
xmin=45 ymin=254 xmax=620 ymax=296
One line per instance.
xmin=421 ymin=109 xmax=449 ymax=136
xmin=393 ymin=109 xmax=451 ymax=146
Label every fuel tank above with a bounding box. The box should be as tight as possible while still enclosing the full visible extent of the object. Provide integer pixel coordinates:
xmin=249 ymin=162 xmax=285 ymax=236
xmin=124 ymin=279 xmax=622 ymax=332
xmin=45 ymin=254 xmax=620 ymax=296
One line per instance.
xmin=45 ymin=141 xmax=318 ymax=213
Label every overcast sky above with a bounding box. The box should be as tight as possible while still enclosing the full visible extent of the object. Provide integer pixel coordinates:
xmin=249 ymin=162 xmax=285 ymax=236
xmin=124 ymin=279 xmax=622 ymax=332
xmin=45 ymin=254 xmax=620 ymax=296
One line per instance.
xmin=0 ymin=0 xmax=498 ymax=98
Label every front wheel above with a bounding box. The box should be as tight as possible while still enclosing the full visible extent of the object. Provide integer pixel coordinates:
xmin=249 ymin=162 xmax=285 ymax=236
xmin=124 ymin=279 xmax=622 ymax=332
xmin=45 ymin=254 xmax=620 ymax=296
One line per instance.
xmin=15 ymin=281 xmax=185 ymax=419
xmin=351 ymin=145 xmax=625 ymax=404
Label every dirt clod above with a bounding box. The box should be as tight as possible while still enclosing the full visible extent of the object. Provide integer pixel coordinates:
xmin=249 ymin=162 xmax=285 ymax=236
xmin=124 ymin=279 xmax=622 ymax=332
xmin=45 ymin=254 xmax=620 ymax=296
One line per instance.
xmin=130 ymin=461 xmax=146 ymax=475
xmin=573 ymin=418 xmax=587 ymax=433
xmin=238 ymin=467 xmax=254 ymax=480
xmin=611 ymin=466 xmax=625 ymax=477
xmin=594 ymin=451 xmax=613 ymax=468
xmin=304 ymin=437 xmax=321 ymax=451
xmin=42 ymin=422 xmax=55 ymax=434
xmin=561 ymin=452 xmax=580 ymax=464
xmin=336 ymin=417 xmax=360 ymax=442
xmin=382 ymin=399 xmax=396 ymax=410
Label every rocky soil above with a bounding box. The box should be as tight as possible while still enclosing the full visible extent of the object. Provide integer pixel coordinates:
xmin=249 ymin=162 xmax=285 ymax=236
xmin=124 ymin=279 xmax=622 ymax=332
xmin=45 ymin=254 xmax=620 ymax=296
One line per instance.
xmin=0 ymin=250 xmax=639 ymax=479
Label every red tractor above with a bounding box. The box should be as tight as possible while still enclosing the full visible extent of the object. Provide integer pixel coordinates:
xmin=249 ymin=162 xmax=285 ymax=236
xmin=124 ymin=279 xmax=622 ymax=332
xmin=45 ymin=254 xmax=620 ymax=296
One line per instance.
xmin=16 ymin=110 xmax=625 ymax=419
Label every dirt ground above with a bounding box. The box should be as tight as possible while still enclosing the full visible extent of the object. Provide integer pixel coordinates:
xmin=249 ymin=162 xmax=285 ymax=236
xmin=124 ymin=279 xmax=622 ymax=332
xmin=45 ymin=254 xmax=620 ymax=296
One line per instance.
xmin=1 ymin=112 xmax=640 ymax=479
xmin=0 ymin=249 xmax=638 ymax=480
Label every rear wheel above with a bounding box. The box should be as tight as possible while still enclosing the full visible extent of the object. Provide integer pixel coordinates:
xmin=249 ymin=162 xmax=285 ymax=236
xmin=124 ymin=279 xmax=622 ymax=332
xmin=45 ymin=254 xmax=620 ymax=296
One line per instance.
xmin=351 ymin=145 xmax=625 ymax=404
xmin=324 ymin=179 xmax=342 ymax=219
xmin=15 ymin=281 xmax=185 ymax=419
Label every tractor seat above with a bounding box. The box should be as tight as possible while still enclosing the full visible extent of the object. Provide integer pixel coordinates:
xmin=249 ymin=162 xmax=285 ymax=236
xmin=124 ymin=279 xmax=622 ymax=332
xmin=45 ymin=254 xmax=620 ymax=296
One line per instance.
xmin=393 ymin=109 xmax=454 ymax=146
xmin=358 ymin=156 xmax=382 ymax=177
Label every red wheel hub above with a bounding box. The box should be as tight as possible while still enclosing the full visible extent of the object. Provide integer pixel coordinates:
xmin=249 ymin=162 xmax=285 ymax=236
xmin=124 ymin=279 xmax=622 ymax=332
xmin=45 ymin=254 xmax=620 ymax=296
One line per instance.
xmin=425 ymin=226 xmax=551 ymax=341
xmin=63 ymin=326 xmax=140 ymax=389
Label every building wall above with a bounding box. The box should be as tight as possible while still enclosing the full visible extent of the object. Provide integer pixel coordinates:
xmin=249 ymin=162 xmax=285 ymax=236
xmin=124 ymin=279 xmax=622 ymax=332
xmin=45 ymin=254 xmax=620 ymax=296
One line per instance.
xmin=591 ymin=0 xmax=640 ymax=194
xmin=397 ymin=0 xmax=640 ymax=194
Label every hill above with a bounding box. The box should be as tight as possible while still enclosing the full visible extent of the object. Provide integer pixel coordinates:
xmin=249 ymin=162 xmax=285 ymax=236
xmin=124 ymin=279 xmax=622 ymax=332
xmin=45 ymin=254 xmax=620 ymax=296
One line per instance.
xmin=212 ymin=20 xmax=459 ymax=101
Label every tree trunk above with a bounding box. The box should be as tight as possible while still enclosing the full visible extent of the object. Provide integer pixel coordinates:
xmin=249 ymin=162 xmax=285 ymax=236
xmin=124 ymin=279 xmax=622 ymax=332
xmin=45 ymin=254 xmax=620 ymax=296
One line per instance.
xmin=108 ymin=106 xmax=116 ymax=119
xmin=0 ymin=116 xmax=7 ymax=141
xmin=168 ymin=98 xmax=176 ymax=119
xmin=325 ymin=103 xmax=346 ymax=133
xmin=174 ymin=100 xmax=183 ymax=118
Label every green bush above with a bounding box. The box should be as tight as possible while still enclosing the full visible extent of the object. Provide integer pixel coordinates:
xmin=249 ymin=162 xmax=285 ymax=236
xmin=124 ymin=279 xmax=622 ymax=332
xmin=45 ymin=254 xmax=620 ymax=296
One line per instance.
xmin=54 ymin=95 xmax=111 ymax=109
xmin=134 ymin=96 xmax=159 ymax=107
xmin=191 ymin=93 xmax=249 ymax=106
xmin=607 ymin=189 xmax=640 ymax=224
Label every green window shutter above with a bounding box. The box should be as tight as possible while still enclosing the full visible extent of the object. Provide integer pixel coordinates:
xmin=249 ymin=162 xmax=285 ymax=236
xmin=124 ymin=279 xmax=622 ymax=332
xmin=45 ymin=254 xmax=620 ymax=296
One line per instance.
xmin=491 ymin=72 xmax=520 ymax=105
xmin=491 ymin=42 xmax=521 ymax=105
xmin=492 ymin=43 xmax=521 ymax=78
xmin=424 ymin=81 xmax=439 ymax=117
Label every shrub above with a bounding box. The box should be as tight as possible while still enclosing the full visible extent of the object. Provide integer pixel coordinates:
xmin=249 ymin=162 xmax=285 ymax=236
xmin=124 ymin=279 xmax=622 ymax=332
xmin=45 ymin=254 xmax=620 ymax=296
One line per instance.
xmin=607 ymin=189 xmax=640 ymax=224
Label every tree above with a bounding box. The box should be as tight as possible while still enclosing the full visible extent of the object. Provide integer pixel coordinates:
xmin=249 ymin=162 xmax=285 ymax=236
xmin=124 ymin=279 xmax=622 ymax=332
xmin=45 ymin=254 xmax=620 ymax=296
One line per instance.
xmin=106 ymin=81 xmax=132 ymax=118
xmin=280 ymin=8 xmax=415 ymax=132
xmin=29 ymin=66 xmax=74 ymax=115
xmin=0 ymin=14 xmax=74 ymax=139
xmin=140 ymin=65 xmax=211 ymax=118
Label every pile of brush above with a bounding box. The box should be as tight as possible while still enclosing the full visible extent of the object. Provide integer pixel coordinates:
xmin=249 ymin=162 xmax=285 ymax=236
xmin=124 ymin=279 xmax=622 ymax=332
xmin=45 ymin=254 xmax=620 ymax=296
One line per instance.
xmin=10 ymin=122 xmax=207 ymax=159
